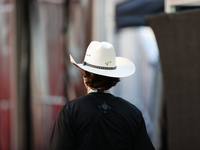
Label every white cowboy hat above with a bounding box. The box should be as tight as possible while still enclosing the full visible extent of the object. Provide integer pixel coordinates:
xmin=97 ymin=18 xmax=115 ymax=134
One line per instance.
xmin=70 ymin=41 xmax=135 ymax=78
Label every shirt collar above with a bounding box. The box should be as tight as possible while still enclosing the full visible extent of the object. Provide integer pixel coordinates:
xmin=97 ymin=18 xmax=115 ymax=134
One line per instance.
xmin=88 ymin=89 xmax=110 ymax=94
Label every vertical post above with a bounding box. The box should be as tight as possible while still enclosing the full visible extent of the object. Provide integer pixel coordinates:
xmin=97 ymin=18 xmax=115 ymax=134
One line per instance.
xmin=15 ymin=0 xmax=31 ymax=149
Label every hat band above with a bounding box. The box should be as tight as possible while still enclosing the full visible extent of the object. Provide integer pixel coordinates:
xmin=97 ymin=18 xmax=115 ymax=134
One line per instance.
xmin=83 ymin=61 xmax=117 ymax=70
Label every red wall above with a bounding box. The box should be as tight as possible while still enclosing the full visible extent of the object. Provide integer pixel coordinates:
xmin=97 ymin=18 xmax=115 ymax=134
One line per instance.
xmin=0 ymin=1 xmax=16 ymax=150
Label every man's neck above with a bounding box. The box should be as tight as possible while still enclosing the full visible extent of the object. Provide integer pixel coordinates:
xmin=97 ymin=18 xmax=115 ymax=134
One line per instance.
xmin=87 ymin=87 xmax=91 ymax=93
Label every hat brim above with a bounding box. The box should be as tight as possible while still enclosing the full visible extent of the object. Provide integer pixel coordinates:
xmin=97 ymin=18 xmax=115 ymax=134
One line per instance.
xmin=70 ymin=55 xmax=135 ymax=78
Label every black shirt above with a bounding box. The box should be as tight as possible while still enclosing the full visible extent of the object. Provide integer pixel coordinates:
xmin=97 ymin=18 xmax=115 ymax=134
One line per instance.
xmin=49 ymin=92 xmax=155 ymax=150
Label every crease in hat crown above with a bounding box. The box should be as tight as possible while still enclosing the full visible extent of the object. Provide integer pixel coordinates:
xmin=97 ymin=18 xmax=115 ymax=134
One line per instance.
xmin=84 ymin=41 xmax=116 ymax=68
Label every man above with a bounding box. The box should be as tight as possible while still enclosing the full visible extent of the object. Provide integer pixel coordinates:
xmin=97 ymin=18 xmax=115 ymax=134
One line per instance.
xmin=49 ymin=41 xmax=155 ymax=150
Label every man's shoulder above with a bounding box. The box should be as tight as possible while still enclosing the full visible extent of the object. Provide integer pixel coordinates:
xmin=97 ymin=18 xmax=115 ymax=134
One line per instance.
xmin=69 ymin=94 xmax=93 ymax=104
xmin=64 ymin=94 xmax=95 ymax=112
xmin=113 ymin=96 xmax=142 ymax=115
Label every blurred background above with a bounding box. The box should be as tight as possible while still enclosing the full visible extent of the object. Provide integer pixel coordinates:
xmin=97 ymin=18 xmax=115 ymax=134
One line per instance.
xmin=0 ymin=0 xmax=200 ymax=150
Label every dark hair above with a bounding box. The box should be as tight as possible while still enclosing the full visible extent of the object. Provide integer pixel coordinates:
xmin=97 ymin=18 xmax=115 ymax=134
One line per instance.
xmin=81 ymin=69 xmax=120 ymax=90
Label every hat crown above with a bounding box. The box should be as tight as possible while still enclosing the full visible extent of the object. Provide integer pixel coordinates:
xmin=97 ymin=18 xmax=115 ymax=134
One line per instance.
xmin=84 ymin=41 xmax=116 ymax=67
